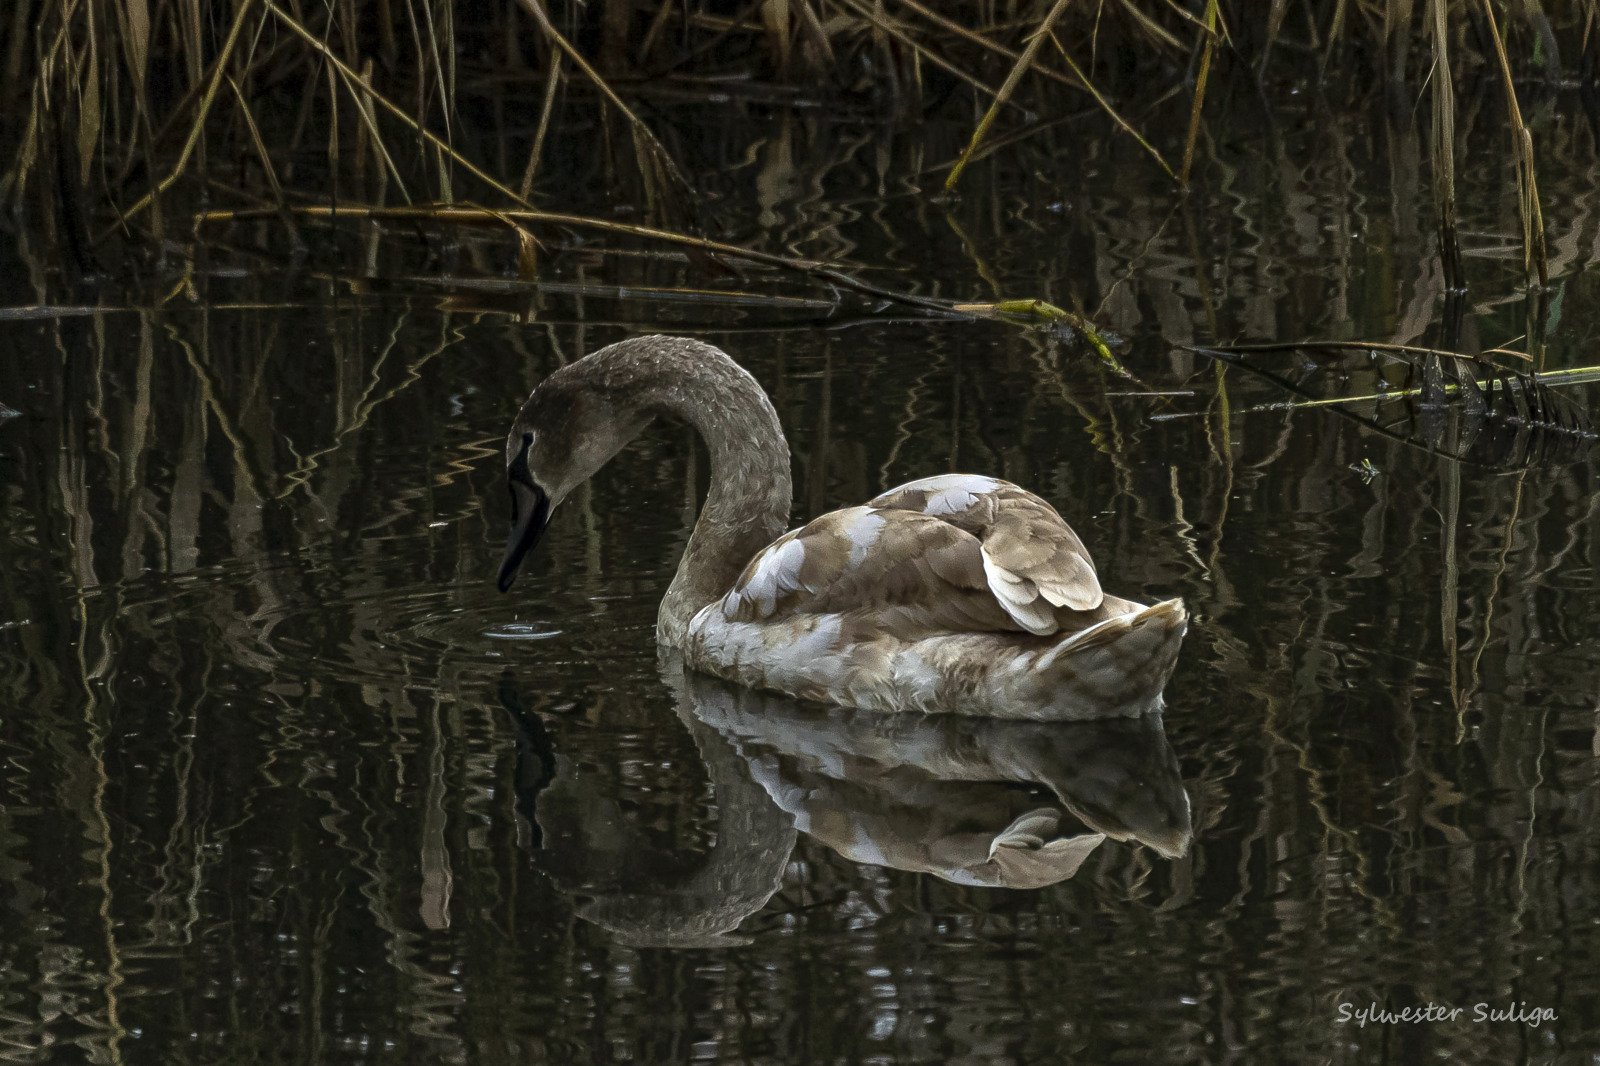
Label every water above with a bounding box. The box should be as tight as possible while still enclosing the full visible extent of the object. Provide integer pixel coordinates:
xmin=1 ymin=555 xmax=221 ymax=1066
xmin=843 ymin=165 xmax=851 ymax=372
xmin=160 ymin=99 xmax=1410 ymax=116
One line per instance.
xmin=3 ymin=92 xmax=1600 ymax=1063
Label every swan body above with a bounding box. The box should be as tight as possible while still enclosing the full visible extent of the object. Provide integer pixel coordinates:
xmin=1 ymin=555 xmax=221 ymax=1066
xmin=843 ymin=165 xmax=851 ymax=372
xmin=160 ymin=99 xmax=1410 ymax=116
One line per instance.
xmin=499 ymin=335 xmax=1186 ymax=719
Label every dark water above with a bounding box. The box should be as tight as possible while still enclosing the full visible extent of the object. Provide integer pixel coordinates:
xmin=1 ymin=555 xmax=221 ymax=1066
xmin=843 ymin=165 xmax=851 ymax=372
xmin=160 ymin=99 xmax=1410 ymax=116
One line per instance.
xmin=4 ymin=93 xmax=1600 ymax=1064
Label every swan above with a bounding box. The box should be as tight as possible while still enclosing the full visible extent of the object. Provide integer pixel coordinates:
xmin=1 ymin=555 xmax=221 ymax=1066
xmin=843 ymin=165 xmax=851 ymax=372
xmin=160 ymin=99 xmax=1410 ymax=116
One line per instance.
xmin=497 ymin=335 xmax=1187 ymax=719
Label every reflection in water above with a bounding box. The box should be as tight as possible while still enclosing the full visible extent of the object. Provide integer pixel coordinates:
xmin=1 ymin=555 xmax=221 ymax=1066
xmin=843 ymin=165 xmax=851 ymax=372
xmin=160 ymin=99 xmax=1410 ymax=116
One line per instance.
xmin=514 ymin=660 xmax=1190 ymax=946
xmin=504 ymin=671 xmax=797 ymax=949
xmin=690 ymin=672 xmax=1192 ymax=888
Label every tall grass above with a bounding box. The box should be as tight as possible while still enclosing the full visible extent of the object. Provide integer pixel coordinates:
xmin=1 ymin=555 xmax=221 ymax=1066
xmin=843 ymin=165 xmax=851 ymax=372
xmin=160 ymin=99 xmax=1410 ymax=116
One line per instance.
xmin=0 ymin=0 xmax=1591 ymax=296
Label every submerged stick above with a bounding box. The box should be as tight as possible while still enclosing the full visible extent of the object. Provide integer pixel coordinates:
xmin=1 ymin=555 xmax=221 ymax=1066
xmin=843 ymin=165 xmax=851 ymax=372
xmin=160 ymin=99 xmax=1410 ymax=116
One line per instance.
xmin=194 ymin=201 xmax=1124 ymax=363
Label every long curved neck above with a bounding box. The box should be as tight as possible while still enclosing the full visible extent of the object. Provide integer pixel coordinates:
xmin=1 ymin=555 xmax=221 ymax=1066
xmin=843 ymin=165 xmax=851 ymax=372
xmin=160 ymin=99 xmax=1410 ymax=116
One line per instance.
xmin=596 ymin=338 xmax=791 ymax=644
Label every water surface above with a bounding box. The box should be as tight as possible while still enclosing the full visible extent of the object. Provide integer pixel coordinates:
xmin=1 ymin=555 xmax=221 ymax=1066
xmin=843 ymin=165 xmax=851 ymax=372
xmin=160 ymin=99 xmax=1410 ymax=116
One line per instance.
xmin=2 ymin=94 xmax=1600 ymax=1063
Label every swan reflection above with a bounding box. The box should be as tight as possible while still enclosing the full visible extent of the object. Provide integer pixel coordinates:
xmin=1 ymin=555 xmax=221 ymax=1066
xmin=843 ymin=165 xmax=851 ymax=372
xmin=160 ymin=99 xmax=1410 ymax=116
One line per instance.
xmin=506 ymin=665 xmax=1191 ymax=945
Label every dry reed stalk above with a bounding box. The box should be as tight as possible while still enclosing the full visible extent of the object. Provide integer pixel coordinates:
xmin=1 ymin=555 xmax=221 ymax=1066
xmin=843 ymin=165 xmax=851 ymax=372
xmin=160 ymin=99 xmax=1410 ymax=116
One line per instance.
xmin=1478 ymin=0 xmax=1549 ymax=287
xmin=117 ymin=0 xmax=259 ymax=228
xmin=1114 ymin=0 xmax=1184 ymax=51
xmin=324 ymin=58 xmax=339 ymax=190
xmin=763 ymin=0 xmax=794 ymax=78
xmin=518 ymin=52 xmax=564 ymax=200
xmin=1384 ymin=0 xmax=1414 ymax=96
xmin=74 ymin=0 xmax=102 ymax=188
xmin=944 ymin=0 xmax=1074 ymax=193
xmin=514 ymin=0 xmax=697 ymax=226
xmin=226 ymin=76 xmax=285 ymax=210
xmin=260 ymin=1 xmax=526 ymax=205
xmin=636 ymin=0 xmax=678 ymax=65
xmin=647 ymin=0 xmax=766 ymax=75
xmin=415 ymin=0 xmax=455 ymax=143
xmin=794 ymin=0 xmax=836 ymax=73
xmin=1260 ymin=0 xmax=1287 ymax=75
xmin=1180 ymin=0 xmax=1218 ymax=186
xmin=1429 ymin=0 xmax=1464 ymax=292
xmin=891 ymin=0 xmax=1085 ymax=89
xmin=1047 ymin=32 xmax=1175 ymax=179
xmin=833 ymin=0 xmax=1012 ymax=108
xmin=341 ymin=61 xmax=411 ymax=203
xmin=1319 ymin=0 xmax=1348 ymax=76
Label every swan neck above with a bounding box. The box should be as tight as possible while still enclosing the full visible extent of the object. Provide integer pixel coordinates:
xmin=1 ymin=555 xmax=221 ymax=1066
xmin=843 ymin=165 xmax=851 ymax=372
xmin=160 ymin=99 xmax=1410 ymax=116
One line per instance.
xmin=645 ymin=348 xmax=791 ymax=644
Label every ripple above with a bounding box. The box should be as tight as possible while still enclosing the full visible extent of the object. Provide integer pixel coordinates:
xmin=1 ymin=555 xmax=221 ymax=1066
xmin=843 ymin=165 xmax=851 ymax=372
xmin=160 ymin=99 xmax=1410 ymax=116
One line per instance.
xmin=483 ymin=622 xmax=564 ymax=641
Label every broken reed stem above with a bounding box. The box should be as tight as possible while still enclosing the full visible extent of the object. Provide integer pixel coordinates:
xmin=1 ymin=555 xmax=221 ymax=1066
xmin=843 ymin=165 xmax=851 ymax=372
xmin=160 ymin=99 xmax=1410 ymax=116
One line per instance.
xmin=1429 ymin=0 xmax=1463 ymax=292
xmin=194 ymin=202 xmax=963 ymax=314
xmin=1478 ymin=0 xmax=1548 ymax=288
xmin=1180 ymin=0 xmax=1219 ymax=186
xmin=945 ymin=0 xmax=1074 ymax=192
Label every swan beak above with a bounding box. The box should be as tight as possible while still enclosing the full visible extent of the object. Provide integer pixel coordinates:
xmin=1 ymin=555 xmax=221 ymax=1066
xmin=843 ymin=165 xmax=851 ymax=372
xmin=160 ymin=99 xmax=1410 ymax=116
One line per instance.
xmin=497 ymin=471 xmax=550 ymax=593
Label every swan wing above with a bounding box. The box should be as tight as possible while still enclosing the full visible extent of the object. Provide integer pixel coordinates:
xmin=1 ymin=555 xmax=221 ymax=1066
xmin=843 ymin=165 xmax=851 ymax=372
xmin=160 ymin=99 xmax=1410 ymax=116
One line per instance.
xmin=868 ymin=475 xmax=1104 ymax=630
xmin=718 ymin=505 xmax=1018 ymax=635
xmin=718 ymin=475 xmax=1105 ymax=637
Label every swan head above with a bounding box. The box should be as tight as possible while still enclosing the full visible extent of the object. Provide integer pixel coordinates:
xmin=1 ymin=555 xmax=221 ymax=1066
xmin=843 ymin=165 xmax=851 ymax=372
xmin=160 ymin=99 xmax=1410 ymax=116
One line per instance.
xmin=497 ymin=374 xmax=652 ymax=592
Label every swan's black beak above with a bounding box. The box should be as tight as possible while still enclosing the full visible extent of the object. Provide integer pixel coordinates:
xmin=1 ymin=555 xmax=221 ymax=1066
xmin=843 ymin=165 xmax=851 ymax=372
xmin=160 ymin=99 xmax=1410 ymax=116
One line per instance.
xmin=497 ymin=438 xmax=550 ymax=592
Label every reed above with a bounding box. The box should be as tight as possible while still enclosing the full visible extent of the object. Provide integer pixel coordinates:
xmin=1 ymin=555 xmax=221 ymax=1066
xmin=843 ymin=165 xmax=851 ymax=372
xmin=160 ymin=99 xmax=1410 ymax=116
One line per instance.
xmin=0 ymin=0 xmax=1589 ymax=303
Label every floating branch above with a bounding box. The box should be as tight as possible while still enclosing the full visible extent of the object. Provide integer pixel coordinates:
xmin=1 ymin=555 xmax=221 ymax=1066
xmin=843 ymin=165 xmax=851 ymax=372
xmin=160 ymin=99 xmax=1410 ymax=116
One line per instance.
xmin=952 ymin=299 xmax=1130 ymax=378
xmin=1188 ymin=342 xmax=1596 ymax=470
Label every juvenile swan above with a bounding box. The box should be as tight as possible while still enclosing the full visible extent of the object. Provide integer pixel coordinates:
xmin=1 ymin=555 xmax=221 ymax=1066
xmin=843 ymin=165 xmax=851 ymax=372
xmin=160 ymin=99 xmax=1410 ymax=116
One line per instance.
xmin=498 ymin=336 xmax=1186 ymax=719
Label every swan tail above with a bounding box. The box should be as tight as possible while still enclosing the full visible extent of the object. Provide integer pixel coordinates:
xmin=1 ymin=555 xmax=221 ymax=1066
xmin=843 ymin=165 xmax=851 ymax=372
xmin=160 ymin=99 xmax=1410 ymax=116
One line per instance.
xmin=1029 ymin=598 xmax=1188 ymax=712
